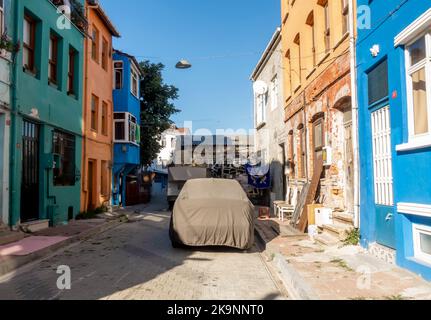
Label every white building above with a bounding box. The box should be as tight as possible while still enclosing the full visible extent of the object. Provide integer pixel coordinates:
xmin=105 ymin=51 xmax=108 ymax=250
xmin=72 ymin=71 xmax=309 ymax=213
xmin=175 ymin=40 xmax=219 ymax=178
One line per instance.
xmin=0 ymin=0 xmax=11 ymax=226
xmin=153 ymin=125 xmax=190 ymax=170
xmin=250 ymin=27 xmax=287 ymax=208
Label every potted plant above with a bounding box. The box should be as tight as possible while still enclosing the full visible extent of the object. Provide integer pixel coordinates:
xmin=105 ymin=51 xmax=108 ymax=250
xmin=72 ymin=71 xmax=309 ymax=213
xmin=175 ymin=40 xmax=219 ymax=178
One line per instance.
xmin=0 ymin=31 xmax=18 ymax=57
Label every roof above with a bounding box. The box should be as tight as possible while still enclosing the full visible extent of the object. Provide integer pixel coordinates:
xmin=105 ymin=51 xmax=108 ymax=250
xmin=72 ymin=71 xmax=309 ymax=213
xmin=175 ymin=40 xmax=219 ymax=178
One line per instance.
xmin=113 ymin=49 xmax=144 ymax=76
xmin=250 ymin=27 xmax=282 ymax=80
xmin=86 ymin=0 xmax=121 ymax=37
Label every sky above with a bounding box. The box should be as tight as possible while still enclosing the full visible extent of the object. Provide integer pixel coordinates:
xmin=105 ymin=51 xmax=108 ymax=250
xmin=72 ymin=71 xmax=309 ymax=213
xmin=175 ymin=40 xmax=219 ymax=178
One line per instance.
xmin=101 ymin=0 xmax=281 ymax=133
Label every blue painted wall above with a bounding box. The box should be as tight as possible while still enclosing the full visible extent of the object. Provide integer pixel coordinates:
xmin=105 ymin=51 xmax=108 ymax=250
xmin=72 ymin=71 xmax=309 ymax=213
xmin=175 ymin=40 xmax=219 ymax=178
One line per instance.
xmin=112 ymin=51 xmax=141 ymax=123
xmin=112 ymin=50 xmax=142 ymax=206
xmin=357 ymin=0 xmax=431 ymax=280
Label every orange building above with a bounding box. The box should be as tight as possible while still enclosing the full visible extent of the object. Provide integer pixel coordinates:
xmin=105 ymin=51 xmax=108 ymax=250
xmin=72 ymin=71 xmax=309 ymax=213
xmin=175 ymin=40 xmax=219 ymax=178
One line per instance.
xmin=81 ymin=1 xmax=120 ymax=212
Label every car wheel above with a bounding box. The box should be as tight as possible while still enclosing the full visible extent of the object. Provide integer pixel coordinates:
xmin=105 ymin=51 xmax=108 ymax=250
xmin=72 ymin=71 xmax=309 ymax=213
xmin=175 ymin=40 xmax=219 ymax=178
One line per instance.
xmin=169 ymin=217 xmax=183 ymax=248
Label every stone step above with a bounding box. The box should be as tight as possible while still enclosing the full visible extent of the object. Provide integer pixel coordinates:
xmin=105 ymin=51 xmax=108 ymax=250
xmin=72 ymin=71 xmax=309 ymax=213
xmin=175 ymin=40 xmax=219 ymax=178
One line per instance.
xmin=332 ymin=212 xmax=354 ymax=227
xmin=314 ymin=232 xmax=339 ymax=246
xmin=0 ymin=230 xmax=26 ymax=246
xmin=20 ymin=220 xmax=50 ymax=233
xmin=322 ymin=223 xmax=354 ymax=241
xmin=0 ymin=223 xmax=8 ymax=232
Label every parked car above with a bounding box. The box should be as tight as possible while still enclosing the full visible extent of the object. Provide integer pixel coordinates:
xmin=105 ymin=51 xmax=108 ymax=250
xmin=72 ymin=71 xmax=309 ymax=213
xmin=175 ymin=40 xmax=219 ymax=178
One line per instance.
xmin=167 ymin=166 xmax=209 ymax=209
xmin=169 ymin=178 xmax=255 ymax=250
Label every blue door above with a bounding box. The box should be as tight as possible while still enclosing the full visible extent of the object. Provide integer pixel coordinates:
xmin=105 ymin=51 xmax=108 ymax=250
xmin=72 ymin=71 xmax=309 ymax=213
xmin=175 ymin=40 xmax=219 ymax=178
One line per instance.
xmin=370 ymin=106 xmax=396 ymax=249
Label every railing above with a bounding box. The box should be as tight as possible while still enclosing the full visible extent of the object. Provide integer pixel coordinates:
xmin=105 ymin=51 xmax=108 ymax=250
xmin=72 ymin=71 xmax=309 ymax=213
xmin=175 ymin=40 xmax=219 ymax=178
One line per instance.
xmin=51 ymin=0 xmax=88 ymax=34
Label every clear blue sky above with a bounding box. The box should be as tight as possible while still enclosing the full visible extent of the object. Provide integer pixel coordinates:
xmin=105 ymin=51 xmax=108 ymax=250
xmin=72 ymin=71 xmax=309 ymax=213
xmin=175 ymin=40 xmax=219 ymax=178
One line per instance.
xmin=101 ymin=0 xmax=281 ymax=132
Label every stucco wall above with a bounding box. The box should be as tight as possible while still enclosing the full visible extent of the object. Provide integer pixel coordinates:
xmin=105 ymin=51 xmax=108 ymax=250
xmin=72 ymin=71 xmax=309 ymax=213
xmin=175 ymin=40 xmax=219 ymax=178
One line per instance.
xmin=253 ymin=37 xmax=286 ymax=203
xmin=9 ymin=0 xmax=84 ymax=226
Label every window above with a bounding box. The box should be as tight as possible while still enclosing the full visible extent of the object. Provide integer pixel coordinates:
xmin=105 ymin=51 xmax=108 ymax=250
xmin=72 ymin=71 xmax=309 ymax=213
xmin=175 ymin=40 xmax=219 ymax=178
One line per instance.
xmin=114 ymin=61 xmax=123 ymax=89
xmin=101 ymin=160 xmax=109 ymax=196
xmin=114 ymin=112 xmax=139 ymax=144
xmin=293 ymin=34 xmax=301 ymax=89
xmin=255 ymin=91 xmax=268 ymax=126
xmin=131 ymin=65 xmax=139 ymax=97
xmin=406 ymin=34 xmax=431 ymax=138
xmin=286 ymin=50 xmax=292 ymax=97
xmin=324 ymin=1 xmax=331 ymax=53
xmin=413 ymin=224 xmax=431 ymax=265
xmin=48 ymin=33 xmax=58 ymax=84
xmin=288 ymin=131 xmax=295 ymax=178
xmin=270 ymin=75 xmax=279 ymax=111
xmin=91 ymin=26 xmax=99 ymax=62
xmin=0 ymin=0 xmax=4 ymax=36
xmin=101 ymin=38 xmax=108 ymax=70
xmin=313 ymin=118 xmax=324 ymax=159
xmin=53 ymin=131 xmax=76 ymax=186
xmin=306 ymin=11 xmax=316 ymax=69
xmin=23 ymin=14 xmax=36 ymax=72
xmin=298 ymin=125 xmax=306 ymax=178
xmin=341 ymin=0 xmax=349 ymax=35
xmin=368 ymin=59 xmax=388 ymax=105
xmin=68 ymin=47 xmax=77 ymax=95
xmin=101 ymin=101 xmax=108 ymax=136
xmin=129 ymin=114 xmax=137 ymax=143
xmin=91 ymin=95 xmax=99 ymax=131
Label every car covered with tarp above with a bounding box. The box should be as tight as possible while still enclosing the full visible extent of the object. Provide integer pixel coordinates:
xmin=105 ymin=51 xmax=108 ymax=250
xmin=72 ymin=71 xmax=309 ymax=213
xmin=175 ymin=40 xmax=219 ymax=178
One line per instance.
xmin=169 ymin=178 xmax=255 ymax=250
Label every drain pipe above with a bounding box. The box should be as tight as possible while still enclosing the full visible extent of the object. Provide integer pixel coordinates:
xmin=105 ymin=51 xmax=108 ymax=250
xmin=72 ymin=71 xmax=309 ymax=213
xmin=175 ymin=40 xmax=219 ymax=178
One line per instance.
xmin=348 ymin=0 xmax=360 ymax=229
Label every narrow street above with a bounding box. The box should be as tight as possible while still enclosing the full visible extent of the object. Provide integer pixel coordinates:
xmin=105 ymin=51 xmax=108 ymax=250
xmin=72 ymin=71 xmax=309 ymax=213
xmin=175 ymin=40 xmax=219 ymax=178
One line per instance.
xmin=0 ymin=198 xmax=284 ymax=300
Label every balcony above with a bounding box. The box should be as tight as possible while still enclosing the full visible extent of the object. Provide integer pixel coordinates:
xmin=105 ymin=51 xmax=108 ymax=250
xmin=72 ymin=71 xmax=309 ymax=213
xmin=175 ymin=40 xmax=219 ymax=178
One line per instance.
xmin=51 ymin=0 xmax=88 ymax=33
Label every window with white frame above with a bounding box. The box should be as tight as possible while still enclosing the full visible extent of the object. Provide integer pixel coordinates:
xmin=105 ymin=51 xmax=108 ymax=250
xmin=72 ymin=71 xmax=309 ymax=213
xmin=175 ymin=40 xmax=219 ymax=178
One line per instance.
xmin=255 ymin=92 xmax=268 ymax=127
xmin=114 ymin=112 xmax=139 ymax=145
xmin=405 ymin=33 xmax=431 ymax=142
xmin=114 ymin=61 xmax=123 ymax=90
xmin=413 ymin=223 xmax=431 ymax=265
xmin=131 ymin=65 xmax=139 ymax=98
xmin=270 ymin=75 xmax=279 ymax=111
xmin=0 ymin=0 xmax=4 ymax=36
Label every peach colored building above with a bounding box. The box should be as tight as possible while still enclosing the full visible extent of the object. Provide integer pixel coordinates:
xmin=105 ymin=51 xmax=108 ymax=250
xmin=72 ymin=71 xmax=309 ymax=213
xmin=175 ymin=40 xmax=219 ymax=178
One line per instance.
xmin=81 ymin=1 xmax=120 ymax=212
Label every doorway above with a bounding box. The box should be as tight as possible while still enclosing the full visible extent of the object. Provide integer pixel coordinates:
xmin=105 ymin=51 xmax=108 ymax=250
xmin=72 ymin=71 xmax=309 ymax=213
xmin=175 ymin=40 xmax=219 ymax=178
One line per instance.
xmin=343 ymin=106 xmax=354 ymax=215
xmin=87 ymin=160 xmax=95 ymax=211
xmin=371 ymin=106 xmax=395 ymax=248
xmin=21 ymin=120 xmax=40 ymax=222
xmin=0 ymin=114 xmax=5 ymax=223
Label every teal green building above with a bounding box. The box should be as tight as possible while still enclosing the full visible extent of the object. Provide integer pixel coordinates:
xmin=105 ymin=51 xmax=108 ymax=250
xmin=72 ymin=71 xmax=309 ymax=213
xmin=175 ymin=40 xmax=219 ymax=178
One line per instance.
xmin=9 ymin=0 xmax=85 ymax=227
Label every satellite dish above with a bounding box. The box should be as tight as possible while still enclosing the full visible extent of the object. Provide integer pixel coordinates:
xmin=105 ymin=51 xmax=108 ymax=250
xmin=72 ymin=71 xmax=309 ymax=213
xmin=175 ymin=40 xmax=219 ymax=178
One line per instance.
xmin=253 ymin=80 xmax=268 ymax=95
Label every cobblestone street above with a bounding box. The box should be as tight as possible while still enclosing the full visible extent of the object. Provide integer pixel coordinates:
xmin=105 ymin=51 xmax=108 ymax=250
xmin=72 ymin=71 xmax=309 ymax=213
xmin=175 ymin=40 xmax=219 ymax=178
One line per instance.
xmin=0 ymin=199 xmax=284 ymax=300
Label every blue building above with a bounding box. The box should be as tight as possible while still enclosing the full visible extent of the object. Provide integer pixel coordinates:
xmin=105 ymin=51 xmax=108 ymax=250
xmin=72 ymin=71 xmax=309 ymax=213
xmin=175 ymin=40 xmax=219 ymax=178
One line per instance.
xmin=112 ymin=50 xmax=143 ymax=207
xmin=357 ymin=0 xmax=431 ymax=280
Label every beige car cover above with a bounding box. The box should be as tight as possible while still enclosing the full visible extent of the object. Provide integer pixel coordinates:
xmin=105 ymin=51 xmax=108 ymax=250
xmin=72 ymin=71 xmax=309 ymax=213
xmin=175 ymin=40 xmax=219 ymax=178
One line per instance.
xmin=172 ymin=179 xmax=255 ymax=249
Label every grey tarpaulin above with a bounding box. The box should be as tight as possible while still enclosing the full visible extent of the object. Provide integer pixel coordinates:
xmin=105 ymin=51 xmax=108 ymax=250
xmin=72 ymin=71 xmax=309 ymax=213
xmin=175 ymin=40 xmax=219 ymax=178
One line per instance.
xmin=171 ymin=179 xmax=255 ymax=249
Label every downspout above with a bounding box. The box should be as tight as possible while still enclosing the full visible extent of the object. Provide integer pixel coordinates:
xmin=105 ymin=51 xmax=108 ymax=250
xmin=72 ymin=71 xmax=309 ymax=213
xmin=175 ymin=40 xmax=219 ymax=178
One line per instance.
xmin=9 ymin=0 xmax=20 ymax=227
xmin=348 ymin=0 xmax=360 ymax=229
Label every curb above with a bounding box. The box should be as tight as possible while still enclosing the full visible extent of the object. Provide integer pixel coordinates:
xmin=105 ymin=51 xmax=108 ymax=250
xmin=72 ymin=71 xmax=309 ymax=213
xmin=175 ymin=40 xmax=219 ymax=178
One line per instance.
xmin=254 ymin=225 xmax=320 ymax=300
xmin=0 ymin=218 xmax=125 ymax=278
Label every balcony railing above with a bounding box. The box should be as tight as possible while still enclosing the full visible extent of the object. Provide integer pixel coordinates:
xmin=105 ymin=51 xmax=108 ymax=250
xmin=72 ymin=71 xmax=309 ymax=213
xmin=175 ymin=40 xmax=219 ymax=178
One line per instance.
xmin=51 ymin=0 xmax=88 ymax=34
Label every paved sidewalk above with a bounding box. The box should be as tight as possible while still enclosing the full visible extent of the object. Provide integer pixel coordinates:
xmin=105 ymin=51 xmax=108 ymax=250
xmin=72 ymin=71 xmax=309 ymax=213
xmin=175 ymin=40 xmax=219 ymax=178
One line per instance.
xmin=255 ymin=219 xmax=431 ymax=300
xmin=0 ymin=216 xmax=126 ymax=277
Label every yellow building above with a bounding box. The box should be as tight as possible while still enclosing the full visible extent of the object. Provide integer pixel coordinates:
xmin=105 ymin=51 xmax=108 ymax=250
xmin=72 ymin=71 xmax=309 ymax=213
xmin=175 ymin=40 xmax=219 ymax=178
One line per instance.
xmin=281 ymin=0 xmax=357 ymax=233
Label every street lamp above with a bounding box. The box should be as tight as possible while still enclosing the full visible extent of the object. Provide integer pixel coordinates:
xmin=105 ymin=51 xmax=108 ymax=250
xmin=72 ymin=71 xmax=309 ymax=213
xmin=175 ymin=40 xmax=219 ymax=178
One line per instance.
xmin=175 ymin=59 xmax=192 ymax=69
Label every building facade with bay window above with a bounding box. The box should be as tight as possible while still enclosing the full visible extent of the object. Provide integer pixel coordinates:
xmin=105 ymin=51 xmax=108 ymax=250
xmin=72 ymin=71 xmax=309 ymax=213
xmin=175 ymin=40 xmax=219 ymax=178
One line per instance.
xmin=9 ymin=0 xmax=85 ymax=227
xmin=357 ymin=0 xmax=431 ymax=280
xmin=112 ymin=50 xmax=142 ymax=207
